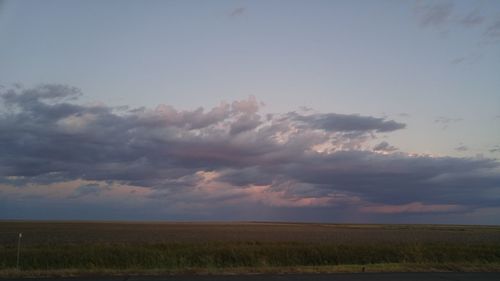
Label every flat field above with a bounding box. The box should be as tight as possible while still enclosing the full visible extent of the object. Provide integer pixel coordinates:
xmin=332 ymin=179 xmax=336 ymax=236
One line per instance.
xmin=1 ymin=221 xmax=499 ymax=276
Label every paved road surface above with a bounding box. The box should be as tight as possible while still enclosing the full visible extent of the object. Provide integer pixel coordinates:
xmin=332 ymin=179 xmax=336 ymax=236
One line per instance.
xmin=4 ymin=273 xmax=500 ymax=281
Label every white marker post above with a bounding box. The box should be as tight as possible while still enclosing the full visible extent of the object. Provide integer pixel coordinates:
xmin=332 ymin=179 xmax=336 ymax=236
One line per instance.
xmin=16 ymin=233 xmax=22 ymax=270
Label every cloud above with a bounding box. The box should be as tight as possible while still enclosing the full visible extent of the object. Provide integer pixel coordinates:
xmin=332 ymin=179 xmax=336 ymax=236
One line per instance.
xmin=455 ymin=145 xmax=468 ymax=152
xmin=373 ymin=141 xmax=398 ymax=152
xmin=70 ymin=184 xmax=109 ymax=198
xmin=459 ymin=10 xmax=484 ymax=27
xmin=413 ymin=1 xmax=499 ymax=64
xmin=434 ymin=116 xmax=462 ymax=130
xmin=450 ymin=57 xmax=465 ymax=65
xmin=229 ymin=7 xmax=245 ymax=17
xmin=490 ymin=145 xmax=500 ymax=153
xmin=275 ymin=150 xmax=499 ymax=205
xmin=484 ymin=18 xmax=500 ymax=41
xmin=360 ymin=202 xmax=464 ymax=214
xmin=229 ymin=113 xmax=262 ymax=135
xmin=415 ymin=1 xmax=454 ymax=27
xmin=290 ymin=112 xmax=406 ymax=133
xmin=434 ymin=116 xmax=462 ymax=123
xmin=1 ymin=84 xmax=499 ymax=223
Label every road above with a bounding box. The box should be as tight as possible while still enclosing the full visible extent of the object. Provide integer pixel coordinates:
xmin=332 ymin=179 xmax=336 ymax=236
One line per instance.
xmin=4 ymin=273 xmax=500 ymax=281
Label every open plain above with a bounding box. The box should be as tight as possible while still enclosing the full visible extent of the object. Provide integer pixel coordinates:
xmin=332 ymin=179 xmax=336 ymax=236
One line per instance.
xmin=1 ymin=221 xmax=499 ymax=278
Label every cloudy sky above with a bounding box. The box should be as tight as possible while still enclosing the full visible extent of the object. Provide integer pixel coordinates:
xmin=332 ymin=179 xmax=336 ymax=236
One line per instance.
xmin=0 ymin=0 xmax=499 ymax=224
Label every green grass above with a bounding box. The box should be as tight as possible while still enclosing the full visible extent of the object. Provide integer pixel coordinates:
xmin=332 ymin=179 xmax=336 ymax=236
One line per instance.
xmin=1 ymin=221 xmax=499 ymax=276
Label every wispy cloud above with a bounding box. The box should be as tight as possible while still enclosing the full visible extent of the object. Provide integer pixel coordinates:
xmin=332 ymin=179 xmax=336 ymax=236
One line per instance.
xmin=450 ymin=56 xmax=465 ymax=65
xmin=413 ymin=1 xmax=499 ymax=64
xmin=434 ymin=116 xmax=462 ymax=130
xmin=415 ymin=1 xmax=454 ymax=28
xmin=458 ymin=10 xmax=484 ymax=27
xmin=229 ymin=7 xmax=245 ymax=17
xmin=484 ymin=18 xmax=500 ymax=41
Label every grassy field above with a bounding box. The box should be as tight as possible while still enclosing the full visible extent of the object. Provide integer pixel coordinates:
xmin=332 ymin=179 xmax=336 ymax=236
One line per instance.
xmin=1 ymin=221 xmax=500 ymax=277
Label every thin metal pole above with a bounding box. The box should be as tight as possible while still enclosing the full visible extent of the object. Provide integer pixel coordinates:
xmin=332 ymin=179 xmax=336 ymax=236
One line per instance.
xmin=16 ymin=233 xmax=22 ymax=270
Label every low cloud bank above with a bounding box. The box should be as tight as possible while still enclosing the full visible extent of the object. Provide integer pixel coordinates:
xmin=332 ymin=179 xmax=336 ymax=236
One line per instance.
xmin=1 ymin=85 xmax=499 ymax=222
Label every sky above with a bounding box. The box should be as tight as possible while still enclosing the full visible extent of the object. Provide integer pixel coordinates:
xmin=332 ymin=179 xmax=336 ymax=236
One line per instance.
xmin=0 ymin=0 xmax=499 ymax=224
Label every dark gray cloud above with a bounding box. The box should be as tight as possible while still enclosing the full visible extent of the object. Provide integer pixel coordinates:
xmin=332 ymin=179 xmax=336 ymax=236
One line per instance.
xmin=281 ymin=151 xmax=498 ymax=203
xmin=373 ymin=141 xmax=398 ymax=152
xmin=229 ymin=113 xmax=262 ymax=135
xmin=290 ymin=112 xmax=405 ymax=133
xmin=215 ymin=148 xmax=500 ymax=215
xmin=1 ymin=84 xmax=499 ymax=222
xmin=0 ymin=85 xmax=299 ymax=185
